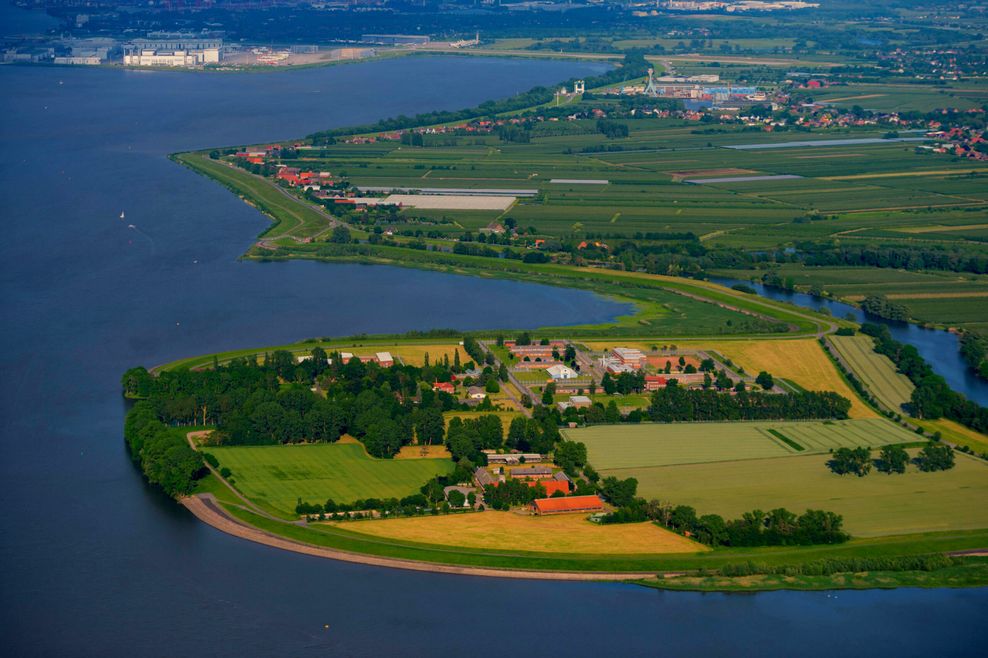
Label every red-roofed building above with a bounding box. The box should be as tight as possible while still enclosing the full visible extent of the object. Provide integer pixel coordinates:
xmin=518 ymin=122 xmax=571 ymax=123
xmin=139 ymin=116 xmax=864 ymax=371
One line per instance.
xmin=531 ymin=495 xmax=604 ymax=515
xmin=433 ymin=382 xmax=455 ymax=395
xmin=645 ymin=375 xmax=667 ymax=391
xmin=527 ymin=480 xmax=569 ymax=497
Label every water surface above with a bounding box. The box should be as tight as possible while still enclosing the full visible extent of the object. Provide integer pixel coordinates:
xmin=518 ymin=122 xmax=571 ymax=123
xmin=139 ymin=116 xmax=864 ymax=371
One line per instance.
xmin=0 ymin=59 xmax=983 ymax=657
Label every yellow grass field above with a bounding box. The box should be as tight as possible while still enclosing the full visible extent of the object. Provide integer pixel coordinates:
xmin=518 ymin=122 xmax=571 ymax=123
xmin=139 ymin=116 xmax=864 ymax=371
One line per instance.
xmin=703 ymin=339 xmax=876 ymax=419
xmin=395 ymin=445 xmax=453 ymax=460
xmin=312 ymin=343 xmax=463 ymax=367
xmin=914 ymin=418 xmax=988 ymax=453
xmin=330 ymin=511 xmax=708 ymax=554
xmin=582 ymin=339 xmax=872 ymax=418
xmin=443 ymin=410 xmax=521 ymax=428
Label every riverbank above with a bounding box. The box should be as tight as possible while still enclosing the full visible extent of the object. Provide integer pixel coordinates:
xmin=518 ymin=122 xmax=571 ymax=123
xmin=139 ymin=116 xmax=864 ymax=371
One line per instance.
xmin=184 ymin=493 xmax=988 ymax=589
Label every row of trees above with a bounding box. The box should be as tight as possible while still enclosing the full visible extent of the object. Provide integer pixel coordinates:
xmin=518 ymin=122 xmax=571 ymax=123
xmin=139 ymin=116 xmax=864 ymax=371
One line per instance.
xmin=862 ymin=323 xmax=988 ymax=434
xmin=648 ymin=384 xmax=851 ymax=422
xmin=829 ymin=442 xmax=954 ymax=476
xmin=596 ymin=476 xmax=849 ymax=546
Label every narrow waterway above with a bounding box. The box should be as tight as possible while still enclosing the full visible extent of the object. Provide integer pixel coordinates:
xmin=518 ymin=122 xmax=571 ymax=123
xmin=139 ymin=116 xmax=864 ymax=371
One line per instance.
xmin=709 ymin=276 xmax=988 ymax=406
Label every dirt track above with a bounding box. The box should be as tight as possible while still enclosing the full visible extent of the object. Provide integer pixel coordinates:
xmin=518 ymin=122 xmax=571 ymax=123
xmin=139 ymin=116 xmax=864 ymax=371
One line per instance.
xmin=182 ymin=494 xmax=663 ymax=581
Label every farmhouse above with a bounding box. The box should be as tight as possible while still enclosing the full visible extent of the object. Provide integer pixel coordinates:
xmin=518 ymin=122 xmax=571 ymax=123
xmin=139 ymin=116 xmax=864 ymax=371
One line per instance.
xmin=546 ymin=364 xmax=578 ymax=380
xmin=467 ymin=386 xmax=487 ymax=400
xmin=473 ymin=467 xmax=497 ymax=487
xmin=531 ymin=495 xmax=605 ymax=516
xmin=375 ymin=352 xmax=394 ymax=368
xmin=527 ymin=479 xmax=570 ymax=496
xmin=433 ymin=381 xmax=455 ymax=395
xmin=484 ymin=452 xmax=544 ymax=465
xmin=510 ymin=466 xmax=553 ymax=480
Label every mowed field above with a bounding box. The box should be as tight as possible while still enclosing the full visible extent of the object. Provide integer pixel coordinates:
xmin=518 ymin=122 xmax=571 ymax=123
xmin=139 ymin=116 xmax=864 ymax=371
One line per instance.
xmin=566 ymin=418 xmax=917 ymax=470
xmin=829 ymin=335 xmax=914 ymax=412
xmin=583 ymin=338 xmax=875 ymax=418
xmin=329 ymin=511 xmax=707 ymax=554
xmin=700 ymin=339 xmax=877 ymax=419
xmin=205 ymin=443 xmax=453 ymax=515
xmin=620 ymin=452 xmax=988 ymax=537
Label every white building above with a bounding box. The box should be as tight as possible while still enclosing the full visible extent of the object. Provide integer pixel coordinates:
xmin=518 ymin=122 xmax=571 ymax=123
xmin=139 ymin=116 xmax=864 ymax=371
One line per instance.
xmin=124 ymin=47 xmax=220 ymax=67
xmin=546 ymin=364 xmax=578 ymax=380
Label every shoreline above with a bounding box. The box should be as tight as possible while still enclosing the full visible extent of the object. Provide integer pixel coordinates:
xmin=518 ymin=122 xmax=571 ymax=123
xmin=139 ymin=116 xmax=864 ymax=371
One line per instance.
xmin=182 ymin=493 xmax=661 ymax=581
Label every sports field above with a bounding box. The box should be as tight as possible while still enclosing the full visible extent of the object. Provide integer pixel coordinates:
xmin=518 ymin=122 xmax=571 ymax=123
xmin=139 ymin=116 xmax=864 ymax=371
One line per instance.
xmin=204 ymin=443 xmax=453 ymax=515
xmin=329 ymin=511 xmax=707 ymax=554
xmin=829 ymin=335 xmax=914 ymax=412
xmin=566 ymin=418 xmax=917 ymax=470
xmin=620 ymin=451 xmax=988 ymax=537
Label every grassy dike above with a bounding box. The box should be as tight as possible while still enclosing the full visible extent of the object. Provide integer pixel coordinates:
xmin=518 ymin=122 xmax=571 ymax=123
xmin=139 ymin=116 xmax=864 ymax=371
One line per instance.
xmin=173 ymin=151 xmax=835 ymax=338
xmin=215 ymin=501 xmax=988 ymax=588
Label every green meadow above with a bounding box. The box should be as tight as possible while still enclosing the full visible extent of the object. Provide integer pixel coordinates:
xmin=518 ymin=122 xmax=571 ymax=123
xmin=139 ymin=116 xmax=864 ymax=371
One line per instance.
xmin=204 ymin=443 xmax=453 ymax=516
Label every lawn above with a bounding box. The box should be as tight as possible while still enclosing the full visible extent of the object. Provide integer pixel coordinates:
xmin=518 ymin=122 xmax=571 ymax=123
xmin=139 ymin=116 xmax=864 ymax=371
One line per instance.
xmin=566 ymin=418 xmax=917 ymax=470
xmin=328 ymin=511 xmax=707 ymax=554
xmin=204 ymin=443 xmax=453 ymax=516
xmin=829 ymin=334 xmax=914 ymax=412
xmin=618 ymin=451 xmax=988 ymax=537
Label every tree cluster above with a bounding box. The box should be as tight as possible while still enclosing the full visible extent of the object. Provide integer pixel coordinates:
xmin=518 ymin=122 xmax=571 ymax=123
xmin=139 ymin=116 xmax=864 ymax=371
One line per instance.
xmin=648 ymin=383 xmax=851 ymax=422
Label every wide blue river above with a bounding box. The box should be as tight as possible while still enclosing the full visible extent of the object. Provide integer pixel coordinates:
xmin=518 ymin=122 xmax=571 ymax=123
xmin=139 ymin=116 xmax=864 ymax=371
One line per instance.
xmin=0 ymin=58 xmax=983 ymax=657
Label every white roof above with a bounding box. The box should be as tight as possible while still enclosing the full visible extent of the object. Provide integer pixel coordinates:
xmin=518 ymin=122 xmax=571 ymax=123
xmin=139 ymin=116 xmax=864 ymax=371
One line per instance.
xmin=340 ymin=351 xmax=354 ymax=360
xmin=569 ymin=395 xmax=591 ymax=404
xmin=546 ymin=364 xmax=577 ymax=378
xmin=376 ymin=351 xmax=393 ymax=362
xmin=612 ymin=347 xmax=645 ymax=359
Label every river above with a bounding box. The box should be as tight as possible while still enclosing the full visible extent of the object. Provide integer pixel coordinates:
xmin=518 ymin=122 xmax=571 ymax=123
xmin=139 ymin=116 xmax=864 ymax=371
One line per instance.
xmin=0 ymin=59 xmax=984 ymax=657
xmin=709 ymin=277 xmax=988 ymax=406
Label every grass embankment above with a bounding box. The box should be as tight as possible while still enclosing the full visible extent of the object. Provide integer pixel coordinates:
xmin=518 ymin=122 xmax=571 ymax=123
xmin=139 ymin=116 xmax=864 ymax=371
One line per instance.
xmin=203 ymin=443 xmax=454 ymax=517
xmin=218 ymin=501 xmax=988 ymax=576
xmin=641 ymin=558 xmax=988 ymax=592
xmin=327 ymin=511 xmax=707 ymax=555
xmin=172 ymin=152 xmax=338 ymax=241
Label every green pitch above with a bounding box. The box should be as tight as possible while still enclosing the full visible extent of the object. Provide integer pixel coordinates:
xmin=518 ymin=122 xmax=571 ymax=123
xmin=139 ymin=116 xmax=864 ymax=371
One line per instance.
xmin=205 ymin=443 xmax=453 ymax=516
xmin=565 ymin=418 xmax=917 ymax=470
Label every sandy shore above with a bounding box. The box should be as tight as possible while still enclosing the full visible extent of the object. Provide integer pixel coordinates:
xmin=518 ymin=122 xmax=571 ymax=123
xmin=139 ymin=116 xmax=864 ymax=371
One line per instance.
xmin=182 ymin=494 xmax=663 ymax=581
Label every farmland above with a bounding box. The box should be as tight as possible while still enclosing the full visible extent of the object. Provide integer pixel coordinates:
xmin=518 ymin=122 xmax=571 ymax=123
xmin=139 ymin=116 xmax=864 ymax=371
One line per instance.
xmin=688 ymin=338 xmax=876 ymax=419
xmin=617 ymin=451 xmax=988 ymax=537
xmin=566 ymin=418 xmax=917 ymax=470
xmin=204 ymin=443 xmax=453 ymax=516
xmin=330 ymin=511 xmax=707 ymax=554
xmin=829 ymin=334 xmax=914 ymax=412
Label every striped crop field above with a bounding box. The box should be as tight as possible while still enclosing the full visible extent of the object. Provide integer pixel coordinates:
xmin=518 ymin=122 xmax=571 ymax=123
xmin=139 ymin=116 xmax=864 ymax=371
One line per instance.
xmin=623 ymin=451 xmax=988 ymax=537
xmin=829 ymin=335 xmax=914 ymax=412
xmin=204 ymin=443 xmax=453 ymax=516
xmin=564 ymin=418 xmax=917 ymax=471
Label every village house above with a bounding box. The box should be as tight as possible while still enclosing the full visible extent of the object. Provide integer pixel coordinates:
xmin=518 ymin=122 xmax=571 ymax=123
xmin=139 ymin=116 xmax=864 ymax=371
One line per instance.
xmin=531 ymin=495 xmax=605 ymax=516
xmin=432 ymin=381 xmax=455 ymax=395
xmin=467 ymin=386 xmax=487 ymax=400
